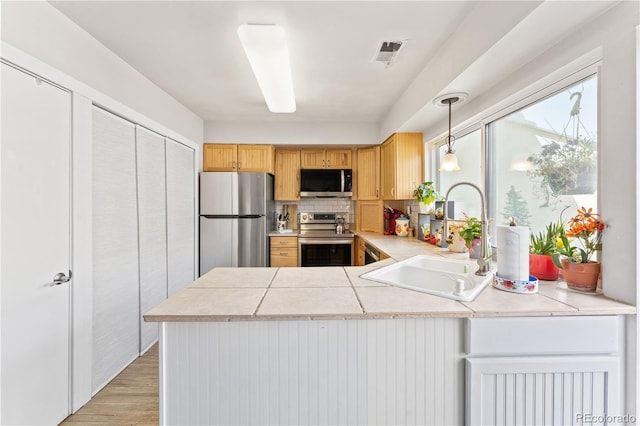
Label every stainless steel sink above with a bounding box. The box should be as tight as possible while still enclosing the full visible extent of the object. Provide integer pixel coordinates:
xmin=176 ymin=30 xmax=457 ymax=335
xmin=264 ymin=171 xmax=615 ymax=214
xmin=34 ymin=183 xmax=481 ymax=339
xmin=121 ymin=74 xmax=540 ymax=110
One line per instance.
xmin=360 ymin=255 xmax=494 ymax=302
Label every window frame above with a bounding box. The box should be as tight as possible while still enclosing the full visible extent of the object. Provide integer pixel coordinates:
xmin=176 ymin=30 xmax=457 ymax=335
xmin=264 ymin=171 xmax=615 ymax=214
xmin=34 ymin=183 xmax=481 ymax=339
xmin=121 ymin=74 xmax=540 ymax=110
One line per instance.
xmin=427 ymin=61 xmax=601 ymax=234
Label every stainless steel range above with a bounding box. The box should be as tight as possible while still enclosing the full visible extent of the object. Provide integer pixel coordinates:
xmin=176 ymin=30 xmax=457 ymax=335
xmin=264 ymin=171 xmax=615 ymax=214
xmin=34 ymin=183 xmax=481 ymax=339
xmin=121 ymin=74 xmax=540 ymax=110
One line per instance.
xmin=298 ymin=212 xmax=354 ymax=267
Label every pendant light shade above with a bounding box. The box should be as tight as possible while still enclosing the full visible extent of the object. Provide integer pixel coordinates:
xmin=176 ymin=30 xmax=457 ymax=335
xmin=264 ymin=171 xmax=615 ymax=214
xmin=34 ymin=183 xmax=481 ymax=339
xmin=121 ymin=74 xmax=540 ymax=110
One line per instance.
xmin=434 ymin=93 xmax=467 ymax=172
xmin=440 ymin=150 xmax=461 ymax=171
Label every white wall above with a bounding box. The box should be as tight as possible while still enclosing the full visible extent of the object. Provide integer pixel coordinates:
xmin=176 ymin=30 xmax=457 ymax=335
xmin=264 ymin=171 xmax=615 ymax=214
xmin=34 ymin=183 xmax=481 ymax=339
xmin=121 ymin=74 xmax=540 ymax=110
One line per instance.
xmin=204 ymin=120 xmax=378 ymax=146
xmin=0 ymin=1 xmax=203 ymax=144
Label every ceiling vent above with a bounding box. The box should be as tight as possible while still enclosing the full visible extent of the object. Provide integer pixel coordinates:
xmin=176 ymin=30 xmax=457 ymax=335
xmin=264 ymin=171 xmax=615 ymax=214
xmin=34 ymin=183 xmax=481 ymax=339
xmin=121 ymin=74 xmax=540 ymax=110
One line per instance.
xmin=373 ymin=40 xmax=405 ymax=67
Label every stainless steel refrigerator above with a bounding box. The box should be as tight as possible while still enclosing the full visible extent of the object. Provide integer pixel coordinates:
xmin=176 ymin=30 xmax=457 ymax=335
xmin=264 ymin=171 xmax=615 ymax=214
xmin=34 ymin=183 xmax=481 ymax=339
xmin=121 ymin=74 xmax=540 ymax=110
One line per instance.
xmin=199 ymin=172 xmax=274 ymax=276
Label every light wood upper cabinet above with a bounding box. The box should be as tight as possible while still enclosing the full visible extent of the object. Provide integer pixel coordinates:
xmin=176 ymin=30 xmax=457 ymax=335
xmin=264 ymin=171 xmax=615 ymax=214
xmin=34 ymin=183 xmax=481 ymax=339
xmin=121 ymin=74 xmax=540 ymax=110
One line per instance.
xmin=356 ymin=146 xmax=380 ymax=200
xmin=203 ymin=144 xmax=274 ymax=173
xmin=237 ymin=145 xmax=275 ymax=173
xmin=380 ymin=132 xmax=423 ymax=200
xmin=300 ymin=149 xmax=326 ymax=169
xmin=301 ymin=149 xmax=352 ymax=169
xmin=203 ymin=144 xmax=237 ymax=171
xmin=325 ymin=149 xmax=352 ymax=169
xmin=275 ymin=149 xmax=301 ymax=200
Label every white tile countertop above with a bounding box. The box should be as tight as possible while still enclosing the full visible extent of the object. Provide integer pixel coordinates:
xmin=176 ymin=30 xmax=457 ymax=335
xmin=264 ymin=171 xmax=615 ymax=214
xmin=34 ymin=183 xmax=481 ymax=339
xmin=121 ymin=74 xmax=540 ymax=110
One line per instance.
xmin=144 ymin=232 xmax=635 ymax=322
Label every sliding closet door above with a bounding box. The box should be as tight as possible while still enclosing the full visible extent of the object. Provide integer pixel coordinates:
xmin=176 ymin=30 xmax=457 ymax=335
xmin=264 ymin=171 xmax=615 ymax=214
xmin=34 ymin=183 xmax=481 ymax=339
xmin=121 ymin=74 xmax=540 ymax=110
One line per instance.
xmin=136 ymin=126 xmax=168 ymax=352
xmin=166 ymin=139 xmax=196 ymax=296
xmin=92 ymin=107 xmax=140 ymax=392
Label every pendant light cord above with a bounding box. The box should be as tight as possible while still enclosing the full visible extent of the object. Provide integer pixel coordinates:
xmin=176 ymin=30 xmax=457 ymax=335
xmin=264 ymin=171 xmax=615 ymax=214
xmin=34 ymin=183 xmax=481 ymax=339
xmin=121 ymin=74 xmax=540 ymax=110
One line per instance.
xmin=446 ymin=98 xmax=455 ymax=153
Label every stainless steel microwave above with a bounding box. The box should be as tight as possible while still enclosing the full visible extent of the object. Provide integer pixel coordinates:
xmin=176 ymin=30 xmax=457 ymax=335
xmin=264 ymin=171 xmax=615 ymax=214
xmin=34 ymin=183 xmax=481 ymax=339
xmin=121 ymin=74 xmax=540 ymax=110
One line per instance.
xmin=300 ymin=169 xmax=352 ymax=198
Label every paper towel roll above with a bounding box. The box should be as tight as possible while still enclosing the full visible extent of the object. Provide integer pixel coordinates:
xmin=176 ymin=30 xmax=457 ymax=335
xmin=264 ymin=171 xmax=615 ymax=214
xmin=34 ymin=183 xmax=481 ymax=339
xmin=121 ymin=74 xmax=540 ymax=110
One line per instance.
xmin=496 ymin=225 xmax=530 ymax=281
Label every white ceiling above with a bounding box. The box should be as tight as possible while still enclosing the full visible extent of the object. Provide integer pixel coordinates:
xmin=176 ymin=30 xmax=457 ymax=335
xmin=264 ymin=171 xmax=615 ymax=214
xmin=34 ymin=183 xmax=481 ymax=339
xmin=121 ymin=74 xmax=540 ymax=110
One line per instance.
xmin=49 ymin=1 xmax=616 ymax=132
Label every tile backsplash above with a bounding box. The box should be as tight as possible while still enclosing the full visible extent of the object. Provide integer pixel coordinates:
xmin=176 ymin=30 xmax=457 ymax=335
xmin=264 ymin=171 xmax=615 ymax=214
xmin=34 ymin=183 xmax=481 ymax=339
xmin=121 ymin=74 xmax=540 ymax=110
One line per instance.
xmin=275 ymin=199 xmax=354 ymax=225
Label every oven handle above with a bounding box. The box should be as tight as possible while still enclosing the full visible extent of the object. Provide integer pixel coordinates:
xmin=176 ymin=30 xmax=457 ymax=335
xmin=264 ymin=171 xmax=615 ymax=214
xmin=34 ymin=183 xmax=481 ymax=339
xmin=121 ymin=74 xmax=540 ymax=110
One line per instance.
xmin=298 ymin=238 xmax=355 ymax=245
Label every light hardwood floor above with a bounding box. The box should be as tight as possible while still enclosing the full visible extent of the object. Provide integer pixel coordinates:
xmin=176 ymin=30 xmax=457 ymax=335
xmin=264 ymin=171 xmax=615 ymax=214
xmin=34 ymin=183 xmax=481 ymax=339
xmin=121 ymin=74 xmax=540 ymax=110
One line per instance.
xmin=62 ymin=344 xmax=159 ymax=425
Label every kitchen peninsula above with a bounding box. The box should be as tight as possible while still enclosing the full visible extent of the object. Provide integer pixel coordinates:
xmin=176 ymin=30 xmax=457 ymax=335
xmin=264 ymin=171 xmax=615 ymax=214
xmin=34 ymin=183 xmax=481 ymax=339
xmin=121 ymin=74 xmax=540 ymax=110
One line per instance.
xmin=145 ymin=233 xmax=634 ymax=426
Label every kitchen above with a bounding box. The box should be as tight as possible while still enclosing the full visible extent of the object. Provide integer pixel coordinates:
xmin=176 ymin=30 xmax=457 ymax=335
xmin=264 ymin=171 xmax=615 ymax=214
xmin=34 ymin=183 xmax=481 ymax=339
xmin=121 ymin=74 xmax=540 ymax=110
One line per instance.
xmin=1 ymin=1 xmax=638 ymax=425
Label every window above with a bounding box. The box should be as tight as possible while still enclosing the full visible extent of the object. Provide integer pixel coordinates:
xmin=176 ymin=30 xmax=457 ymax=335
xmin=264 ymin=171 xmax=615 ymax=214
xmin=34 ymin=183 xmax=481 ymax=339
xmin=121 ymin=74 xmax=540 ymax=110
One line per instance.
xmin=487 ymin=75 xmax=598 ymax=239
xmin=438 ymin=129 xmax=482 ymax=219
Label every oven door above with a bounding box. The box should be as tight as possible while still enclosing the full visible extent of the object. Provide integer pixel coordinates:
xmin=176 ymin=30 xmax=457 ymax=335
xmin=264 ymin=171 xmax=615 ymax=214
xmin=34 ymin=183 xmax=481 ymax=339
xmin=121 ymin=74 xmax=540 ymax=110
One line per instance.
xmin=298 ymin=238 xmax=353 ymax=267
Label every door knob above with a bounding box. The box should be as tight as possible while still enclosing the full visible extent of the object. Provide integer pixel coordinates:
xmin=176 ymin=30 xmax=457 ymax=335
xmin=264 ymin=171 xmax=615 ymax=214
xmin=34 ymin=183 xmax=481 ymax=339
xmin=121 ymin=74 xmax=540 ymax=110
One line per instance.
xmin=52 ymin=271 xmax=71 ymax=286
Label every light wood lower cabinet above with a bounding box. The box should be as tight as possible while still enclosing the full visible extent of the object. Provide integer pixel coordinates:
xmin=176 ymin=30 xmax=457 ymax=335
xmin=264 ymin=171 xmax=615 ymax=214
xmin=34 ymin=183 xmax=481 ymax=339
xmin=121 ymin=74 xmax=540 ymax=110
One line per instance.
xmin=270 ymin=236 xmax=298 ymax=267
xmin=355 ymin=236 xmax=365 ymax=266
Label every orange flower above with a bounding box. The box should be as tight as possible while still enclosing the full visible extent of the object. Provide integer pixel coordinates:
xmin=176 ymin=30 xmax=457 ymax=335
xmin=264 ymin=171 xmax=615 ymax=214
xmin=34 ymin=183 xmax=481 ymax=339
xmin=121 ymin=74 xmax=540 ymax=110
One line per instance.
xmin=559 ymin=207 xmax=608 ymax=262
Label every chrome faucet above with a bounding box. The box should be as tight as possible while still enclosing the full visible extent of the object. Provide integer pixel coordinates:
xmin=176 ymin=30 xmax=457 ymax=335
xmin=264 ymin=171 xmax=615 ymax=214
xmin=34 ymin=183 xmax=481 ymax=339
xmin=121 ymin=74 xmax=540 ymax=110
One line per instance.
xmin=443 ymin=182 xmax=492 ymax=276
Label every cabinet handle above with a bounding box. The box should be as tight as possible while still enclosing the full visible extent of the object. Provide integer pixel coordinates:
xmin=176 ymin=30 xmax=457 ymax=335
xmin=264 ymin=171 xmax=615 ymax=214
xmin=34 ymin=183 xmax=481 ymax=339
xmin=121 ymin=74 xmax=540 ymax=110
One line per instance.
xmin=327 ymin=159 xmax=331 ymax=167
xmin=391 ymin=188 xmax=395 ymax=197
xmin=376 ymin=189 xmax=379 ymax=198
xmin=238 ymin=162 xmax=241 ymax=170
xmin=322 ymin=159 xmax=325 ymax=167
xmin=232 ymin=161 xmax=236 ymax=169
xmin=280 ymin=252 xmax=288 ymax=256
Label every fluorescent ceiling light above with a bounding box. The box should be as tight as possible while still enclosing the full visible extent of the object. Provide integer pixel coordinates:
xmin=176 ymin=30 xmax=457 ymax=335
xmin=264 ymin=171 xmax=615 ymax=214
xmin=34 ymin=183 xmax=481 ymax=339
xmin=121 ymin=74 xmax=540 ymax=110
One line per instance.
xmin=237 ymin=24 xmax=296 ymax=113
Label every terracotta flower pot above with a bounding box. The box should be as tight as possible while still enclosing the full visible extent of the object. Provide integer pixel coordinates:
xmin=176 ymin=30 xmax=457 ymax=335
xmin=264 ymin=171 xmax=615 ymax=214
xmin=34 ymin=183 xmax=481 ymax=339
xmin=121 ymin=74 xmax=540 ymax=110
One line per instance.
xmin=561 ymin=260 xmax=600 ymax=292
xmin=529 ymin=254 xmax=559 ymax=281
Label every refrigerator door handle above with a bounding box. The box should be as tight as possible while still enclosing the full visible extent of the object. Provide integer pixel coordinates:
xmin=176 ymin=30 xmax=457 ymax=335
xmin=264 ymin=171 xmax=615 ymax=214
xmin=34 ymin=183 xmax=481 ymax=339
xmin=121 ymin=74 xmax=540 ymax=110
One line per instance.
xmin=231 ymin=218 xmax=238 ymax=267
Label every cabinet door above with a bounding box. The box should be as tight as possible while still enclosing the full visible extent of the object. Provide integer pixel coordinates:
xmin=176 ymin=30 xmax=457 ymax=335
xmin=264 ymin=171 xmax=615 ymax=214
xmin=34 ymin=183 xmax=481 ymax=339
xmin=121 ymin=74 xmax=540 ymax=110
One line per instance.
xmin=203 ymin=143 xmax=237 ymax=171
xmin=394 ymin=133 xmax=424 ymax=199
xmin=380 ymin=137 xmax=397 ymax=199
xmin=275 ymin=150 xmax=300 ymax=200
xmin=237 ymin=144 xmax=274 ymax=173
xmin=467 ymin=356 xmax=620 ymax=426
xmin=300 ymin=149 xmax=326 ymax=169
xmin=135 ymin=126 xmax=167 ymax=352
xmin=166 ymin=139 xmax=196 ymax=296
xmin=357 ymin=200 xmax=383 ymax=233
xmin=325 ymin=149 xmax=352 ymax=169
xmin=92 ymin=107 xmax=140 ymax=393
xmin=357 ymin=146 xmax=380 ymax=200
xmin=354 ymin=236 xmax=365 ymax=266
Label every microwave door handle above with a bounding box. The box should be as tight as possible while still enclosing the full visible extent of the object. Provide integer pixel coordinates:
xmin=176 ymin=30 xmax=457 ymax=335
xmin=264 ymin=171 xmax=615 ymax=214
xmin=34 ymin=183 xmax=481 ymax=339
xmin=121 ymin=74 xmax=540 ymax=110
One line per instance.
xmin=341 ymin=170 xmax=345 ymax=192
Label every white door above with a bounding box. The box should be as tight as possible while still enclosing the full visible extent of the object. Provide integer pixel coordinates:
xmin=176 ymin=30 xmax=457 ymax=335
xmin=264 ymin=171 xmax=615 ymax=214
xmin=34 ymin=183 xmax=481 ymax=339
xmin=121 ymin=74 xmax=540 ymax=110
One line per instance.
xmin=136 ymin=126 xmax=167 ymax=352
xmin=166 ymin=139 xmax=195 ymax=295
xmin=92 ymin=107 xmax=139 ymax=392
xmin=1 ymin=63 xmax=71 ymax=424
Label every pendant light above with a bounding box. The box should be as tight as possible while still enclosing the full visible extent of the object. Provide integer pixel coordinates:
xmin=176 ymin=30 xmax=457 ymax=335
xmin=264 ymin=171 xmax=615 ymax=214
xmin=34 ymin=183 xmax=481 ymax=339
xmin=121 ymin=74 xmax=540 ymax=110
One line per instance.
xmin=433 ymin=93 xmax=467 ymax=172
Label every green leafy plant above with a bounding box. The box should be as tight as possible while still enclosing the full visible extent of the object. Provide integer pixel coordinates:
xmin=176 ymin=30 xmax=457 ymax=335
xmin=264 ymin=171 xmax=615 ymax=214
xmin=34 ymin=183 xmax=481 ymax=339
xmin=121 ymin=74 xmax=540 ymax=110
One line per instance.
xmin=413 ymin=181 xmax=440 ymax=205
xmin=530 ymin=220 xmax=565 ymax=255
xmin=459 ymin=217 xmax=482 ymax=248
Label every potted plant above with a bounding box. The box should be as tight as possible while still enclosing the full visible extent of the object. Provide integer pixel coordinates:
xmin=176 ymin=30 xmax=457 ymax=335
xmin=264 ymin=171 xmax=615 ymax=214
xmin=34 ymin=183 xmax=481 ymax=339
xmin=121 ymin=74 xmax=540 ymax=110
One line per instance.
xmin=528 ymin=90 xmax=597 ymax=199
xmin=413 ymin=181 xmax=440 ymax=213
xmin=459 ymin=216 xmax=483 ymax=258
xmin=529 ymin=220 xmax=564 ymax=280
xmin=552 ymin=207 xmax=607 ymax=292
